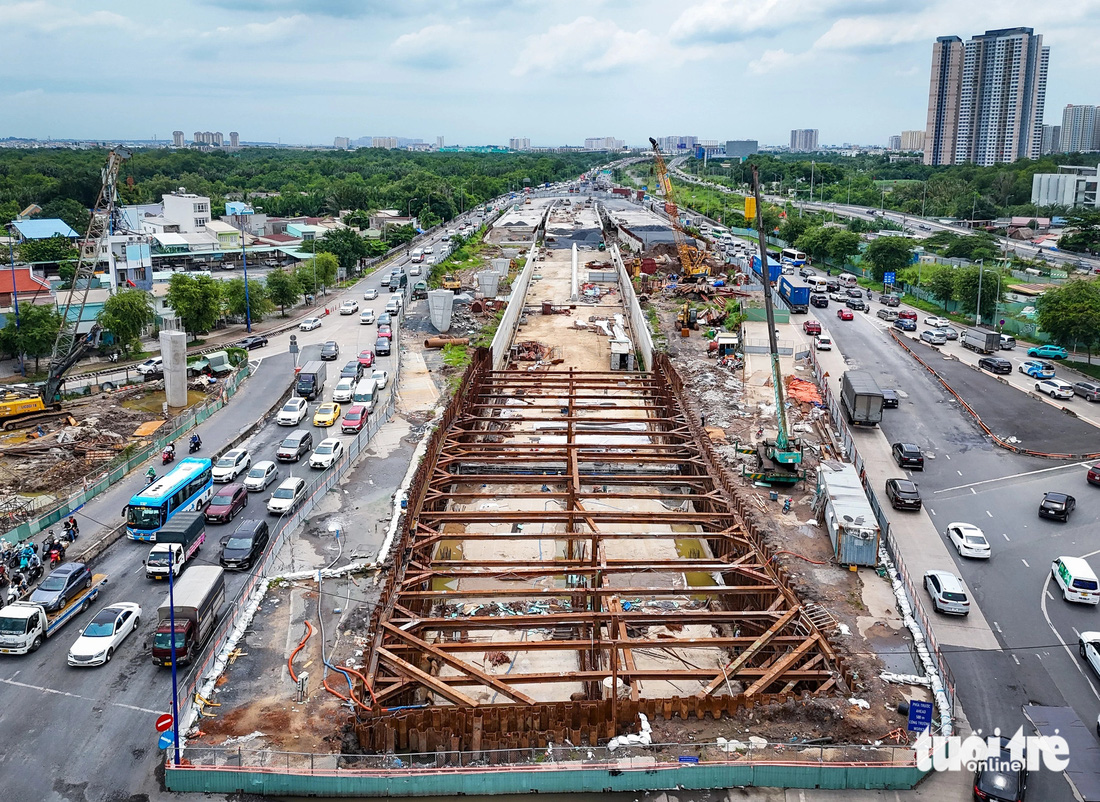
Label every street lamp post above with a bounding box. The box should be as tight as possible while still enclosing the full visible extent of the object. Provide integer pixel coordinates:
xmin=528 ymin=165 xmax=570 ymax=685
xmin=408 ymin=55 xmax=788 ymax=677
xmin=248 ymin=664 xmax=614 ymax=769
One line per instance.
xmin=975 ymin=259 xmax=984 ymax=326
xmin=239 ymin=223 xmax=252 ymax=333
xmin=847 ymin=175 xmax=852 ymax=206
xmin=921 ymin=182 xmax=928 ymax=218
xmin=6 ymin=227 xmax=23 ymax=376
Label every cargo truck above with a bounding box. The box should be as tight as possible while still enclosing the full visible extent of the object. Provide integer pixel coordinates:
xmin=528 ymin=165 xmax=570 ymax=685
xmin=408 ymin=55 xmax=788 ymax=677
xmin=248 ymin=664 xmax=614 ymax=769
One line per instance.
xmin=295 ymin=360 xmax=327 ymax=401
xmin=778 ymin=276 xmax=811 ymax=314
xmin=961 ymin=327 xmax=1000 ymax=355
xmin=0 ymin=574 xmax=107 ymax=654
xmin=840 ymin=370 xmax=885 ymax=427
xmin=750 ymin=254 xmax=783 ymax=284
xmin=144 ymin=512 xmax=206 ymax=580
xmin=817 ymin=463 xmax=880 ymax=567
xmin=151 ymin=565 xmax=225 ymax=667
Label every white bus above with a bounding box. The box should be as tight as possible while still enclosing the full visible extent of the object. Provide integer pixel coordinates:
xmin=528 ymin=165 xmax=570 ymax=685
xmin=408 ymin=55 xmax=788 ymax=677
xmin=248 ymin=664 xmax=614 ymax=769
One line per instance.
xmin=780 ymin=248 xmax=807 ymax=267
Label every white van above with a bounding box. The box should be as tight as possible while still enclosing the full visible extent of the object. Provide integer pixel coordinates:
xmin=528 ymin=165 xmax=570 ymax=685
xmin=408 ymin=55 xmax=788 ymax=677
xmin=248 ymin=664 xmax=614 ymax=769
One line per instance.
xmin=838 ymin=274 xmax=859 ymax=288
xmin=807 ymin=277 xmax=828 ymax=293
xmin=1052 ymin=556 xmax=1100 ymax=604
xmin=352 ymin=378 xmax=379 ymax=411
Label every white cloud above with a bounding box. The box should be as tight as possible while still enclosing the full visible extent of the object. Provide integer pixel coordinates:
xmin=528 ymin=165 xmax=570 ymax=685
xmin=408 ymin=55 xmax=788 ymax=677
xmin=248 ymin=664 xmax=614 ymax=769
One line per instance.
xmin=391 ymin=23 xmax=469 ymax=69
xmin=513 ymin=17 xmax=667 ymax=76
xmin=201 ymin=14 xmax=307 ymax=44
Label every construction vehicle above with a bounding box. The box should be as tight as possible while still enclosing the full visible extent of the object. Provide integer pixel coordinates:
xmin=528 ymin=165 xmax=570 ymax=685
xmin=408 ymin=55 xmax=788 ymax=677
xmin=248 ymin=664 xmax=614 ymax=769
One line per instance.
xmin=649 ymin=137 xmax=709 ymax=282
xmin=675 ymin=303 xmax=698 ymax=331
xmin=741 ymin=166 xmax=803 ymax=485
xmin=0 ymin=574 xmax=108 ymax=655
xmin=0 ymin=149 xmax=130 ymax=431
xmin=441 ymin=274 xmax=461 ymax=292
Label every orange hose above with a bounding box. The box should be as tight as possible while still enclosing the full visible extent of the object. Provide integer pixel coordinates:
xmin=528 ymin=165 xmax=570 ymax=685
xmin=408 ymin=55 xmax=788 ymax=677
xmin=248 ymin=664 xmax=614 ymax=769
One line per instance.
xmin=288 ymin=620 xmax=313 ymax=683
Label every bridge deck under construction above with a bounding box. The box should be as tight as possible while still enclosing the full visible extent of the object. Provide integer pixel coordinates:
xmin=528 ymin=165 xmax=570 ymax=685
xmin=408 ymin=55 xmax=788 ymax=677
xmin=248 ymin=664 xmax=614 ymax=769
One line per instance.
xmin=357 ymin=231 xmax=848 ymax=754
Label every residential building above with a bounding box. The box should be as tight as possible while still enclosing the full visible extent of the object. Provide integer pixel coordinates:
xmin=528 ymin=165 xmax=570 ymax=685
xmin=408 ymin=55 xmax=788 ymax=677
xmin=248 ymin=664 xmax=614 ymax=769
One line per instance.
xmin=789 ymin=129 xmax=819 ymax=152
xmin=900 ymin=130 xmax=926 ymax=151
xmin=371 ymin=137 xmax=398 ymax=149
xmin=334 ymin=136 xmax=350 ymax=149
xmin=161 ymin=191 xmax=211 ymax=233
xmin=436 ymin=136 xmax=444 ymax=149
xmin=1042 ymin=124 xmax=1062 ymax=155
xmin=887 ymin=135 xmax=902 ymax=151
xmin=1060 ymin=105 xmax=1100 ymax=153
xmin=368 ymin=210 xmax=417 ymax=231
xmin=1031 ymin=164 xmax=1100 ymax=209
xmin=654 ymin=135 xmax=696 ymax=153
xmin=10 ymin=219 xmax=79 ymax=242
xmin=98 ymin=233 xmax=153 ymax=290
xmin=584 ymin=137 xmax=625 ymax=151
xmin=509 ymin=137 xmax=531 ymax=151
xmin=0 ymin=265 xmax=52 ymax=309
xmin=223 ymin=201 xmax=267 ymax=236
xmin=229 ymin=131 xmax=239 ymax=148
xmin=172 ymin=131 xmax=185 ymax=148
xmin=205 ymin=220 xmax=242 ymax=249
xmin=924 ymin=27 xmax=1049 ymax=166
xmin=724 ymin=140 xmax=758 ymax=158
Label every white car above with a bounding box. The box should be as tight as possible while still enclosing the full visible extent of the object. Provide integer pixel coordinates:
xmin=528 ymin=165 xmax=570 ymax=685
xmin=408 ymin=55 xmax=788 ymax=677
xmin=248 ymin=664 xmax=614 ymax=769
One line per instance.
xmin=267 ymin=477 xmax=306 ymax=515
xmin=409 ymin=266 xmax=422 ymax=276
xmin=276 ymin=397 xmax=309 ymax=426
xmin=945 ymin=522 xmax=991 ymax=559
xmin=309 ymin=438 xmax=345 ymax=469
xmin=1036 ymin=378 xmax=1074 ymax=399
xmin=339 ymin=299 xmax=359 ymax=315
xmin=924 ymin=315 xmax=950 ymax=327
xmin=423 ymin=245 xmax=433 ymax=254
xmin=829 ymin=291 xmax=847 ymax=302
xmin=1079 ymin=632 xmax=1100 ymax=678
xmin=243 ymin=460 xmax=279 ymax=492
xmin=371 ymin=368 xmax=389 ymax=389
xmin=67 ymin=602 xmax=142 ymax=667
xmin=332 ymin=377 xmax=355 ymax=402
xmin=211 ymin=448 xmax=251 ymax=482
xmin=815 ymin=336 xmax=832 ymax=351
xmin=359 ymin=309 xmax=376 ymax=325
xmin=363 ymin=289 xmax=379 ymax=300
xmin=299 ymin=317 xmax=322 ymax=331
xmin=137 ymin=357 xmax=163 ymax=376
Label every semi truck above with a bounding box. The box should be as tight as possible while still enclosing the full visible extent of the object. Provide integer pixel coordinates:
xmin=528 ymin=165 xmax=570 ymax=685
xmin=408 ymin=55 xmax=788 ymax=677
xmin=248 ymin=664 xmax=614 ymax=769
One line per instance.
xmin=961 ymin=327 xmax=1000 ymax=355
xmin=151 ymin=565 xmax=225 ymax=668
xmin=295 ymin=360 xmax=327 ymax=401
xmin=144 ymin=512 xmax=206 ymax=580
xmin=750 ymin=254 xmax=783 ymax=284
xmin=0 ymin=574 xmax=108 ymax=655
xmin=778 ymin=276 xmax=811 ymax=314
xmin=840 ymin=370 xmax=885 ymax=427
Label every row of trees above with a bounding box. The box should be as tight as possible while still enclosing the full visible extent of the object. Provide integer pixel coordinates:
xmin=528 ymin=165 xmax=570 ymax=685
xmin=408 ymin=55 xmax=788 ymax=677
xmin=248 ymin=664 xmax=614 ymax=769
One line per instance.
xmin=1036 ymin=278 xmax=1100 ymax=362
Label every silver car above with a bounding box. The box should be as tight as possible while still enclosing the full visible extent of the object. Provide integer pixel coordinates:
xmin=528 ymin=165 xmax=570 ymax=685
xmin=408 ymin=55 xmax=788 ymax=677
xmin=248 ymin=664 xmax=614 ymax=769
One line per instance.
xmin=920 ymin=329 xmax=947 ymax=345
xmin=924 ymin=570 xmax=970 ymax=615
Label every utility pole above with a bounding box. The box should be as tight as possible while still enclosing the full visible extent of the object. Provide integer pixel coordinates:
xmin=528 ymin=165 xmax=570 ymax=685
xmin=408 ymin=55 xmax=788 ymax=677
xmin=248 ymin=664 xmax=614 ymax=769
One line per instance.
xmin=921 ymin=182 xmax=928 ymax=218
xmin=975 ymin=258 xmax=984 ymax=326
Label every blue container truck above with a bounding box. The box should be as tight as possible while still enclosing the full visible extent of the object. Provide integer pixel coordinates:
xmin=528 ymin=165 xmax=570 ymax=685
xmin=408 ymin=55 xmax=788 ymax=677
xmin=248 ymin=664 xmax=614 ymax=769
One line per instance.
xmin=778 ymin=276 xmax=811 ymax=314
xmin=750 ymin=254 xmax=782 ymax=284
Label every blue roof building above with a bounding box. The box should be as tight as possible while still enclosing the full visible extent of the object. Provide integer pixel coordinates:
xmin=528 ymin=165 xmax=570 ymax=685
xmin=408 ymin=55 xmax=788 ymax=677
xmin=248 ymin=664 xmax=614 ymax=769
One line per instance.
xmin=10 ymin=218 xmax=79 ymax=240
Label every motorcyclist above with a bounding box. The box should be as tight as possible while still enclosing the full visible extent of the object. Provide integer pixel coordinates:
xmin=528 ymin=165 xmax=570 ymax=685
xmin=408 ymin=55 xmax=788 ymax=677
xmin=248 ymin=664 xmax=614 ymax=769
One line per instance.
xmin=146 ymin=467 xmax=157 ymax=484
xmin=189 ymin=433 xmax=202 ymax=451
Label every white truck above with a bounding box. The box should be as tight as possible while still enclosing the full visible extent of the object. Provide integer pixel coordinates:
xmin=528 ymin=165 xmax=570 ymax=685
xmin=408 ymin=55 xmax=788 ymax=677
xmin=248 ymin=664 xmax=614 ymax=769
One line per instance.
xmin=0 ymin=574 xmax=108 ymax=655
xmin=144 ymin=512 xmax=206 ymax=580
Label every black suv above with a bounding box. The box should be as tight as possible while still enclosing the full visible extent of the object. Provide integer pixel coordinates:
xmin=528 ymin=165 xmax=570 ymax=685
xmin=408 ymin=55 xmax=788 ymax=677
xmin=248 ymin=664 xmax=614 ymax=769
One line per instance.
xmin=340 ymin=360 xmax=363 ymax=382
xmin=845 ymin=288 xmax=863 ymax=299
xmin=881 ymin=389 xmax=899 ymax=409
xmin=973 ymin=736 xmax=1026 ymax=802
xmin=1039 ymin=491 xmax=1076 ymax=522
xmin=978 ymin=356 xmax=1012 ymax=375
xmin=810 ymin=294 xmax=829 ymax=308
xmin=845 ymin=298 xmax=866 ymax=311
xmin=891 ymin=442 xmax=925 ymax=470
xmin=220 ymin=519 xmax=270 ymax=570
xmin=320 ymin=340 xmax=340 ymax=360
xmin=885 ymin=478 xmax=922 ymax=510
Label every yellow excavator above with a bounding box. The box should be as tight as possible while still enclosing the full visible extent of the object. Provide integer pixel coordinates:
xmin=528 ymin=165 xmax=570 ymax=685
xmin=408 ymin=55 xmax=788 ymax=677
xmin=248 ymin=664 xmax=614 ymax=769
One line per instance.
xmin=649 ymin=137 xmax=709 ymax=282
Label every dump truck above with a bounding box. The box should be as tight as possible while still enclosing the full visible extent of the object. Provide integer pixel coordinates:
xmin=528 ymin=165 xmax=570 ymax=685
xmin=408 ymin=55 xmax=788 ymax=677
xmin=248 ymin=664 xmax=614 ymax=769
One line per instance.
xmin=778 ymin=276 xmax=811 ymax=314
xmin=0 ymin=574 xmax=107 ymax=655
xmin=441 ymin=274 xmax=461 ymax=292
xmin=840 ymin=370 xmax=885 ymax=427
xmin=411 ymin=280 xmax=428 ymax=301
xmin=151 ymin=566 xmax=225 ymax=667
xmin=961 ymin=327 xmax=1000 ymax=355
xmin=144 ymin=512 xmax=206 ymax=580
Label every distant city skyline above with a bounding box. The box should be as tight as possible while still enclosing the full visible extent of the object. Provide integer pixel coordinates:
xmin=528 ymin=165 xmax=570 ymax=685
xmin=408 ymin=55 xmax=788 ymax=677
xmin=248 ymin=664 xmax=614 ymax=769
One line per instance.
xmin=3 ymin=2 xmax=1098 ymax=147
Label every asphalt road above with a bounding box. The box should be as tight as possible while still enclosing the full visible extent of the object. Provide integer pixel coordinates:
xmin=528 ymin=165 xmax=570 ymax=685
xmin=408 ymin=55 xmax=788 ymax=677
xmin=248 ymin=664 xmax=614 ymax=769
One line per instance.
xmin=822 ymin=307 xmax=1100 ymax=801
xmin=0 ymin=212 xmax=487 ymax=801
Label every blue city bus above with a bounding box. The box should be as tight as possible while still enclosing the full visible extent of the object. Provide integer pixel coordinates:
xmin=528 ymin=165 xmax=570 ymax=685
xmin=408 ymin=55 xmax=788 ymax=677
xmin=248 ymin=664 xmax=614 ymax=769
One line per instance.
xmin=126 ymin=457 xmax=213 ymax=542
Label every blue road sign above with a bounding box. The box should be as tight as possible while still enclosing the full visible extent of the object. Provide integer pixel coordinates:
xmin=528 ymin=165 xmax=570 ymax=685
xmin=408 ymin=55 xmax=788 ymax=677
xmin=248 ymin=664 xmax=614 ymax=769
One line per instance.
xmin=158 ymin=731 xmax=175 ymax=750
xmin=883 ymin=272 xmax=896 ymax=285
xmin=907 ymin=699 xmax=933 ymax=732
xmin=678 ymin=756 xmax=700 ymax=763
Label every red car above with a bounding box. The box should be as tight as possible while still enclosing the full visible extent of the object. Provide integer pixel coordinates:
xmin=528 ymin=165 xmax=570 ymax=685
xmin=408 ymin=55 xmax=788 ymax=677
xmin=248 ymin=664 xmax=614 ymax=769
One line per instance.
xmin=340 ymin=404 xmax=368 ymax=434
xmin=377 ymin=324 xmax=393 ymax=340
xmin=898 ymin=309 xmax=918 ymax=321
xmin=357 ymin=349 xmax=375 ymax=367
xmin=1088 ymin=463 xmax=1100 ymax=486
xmin=204 ymin=483 xmax=248 ymax=523
xmin=837 ymin=308 xmax=854 ymax=321
xmin=803 ymin=320 xmax=821 ymax=335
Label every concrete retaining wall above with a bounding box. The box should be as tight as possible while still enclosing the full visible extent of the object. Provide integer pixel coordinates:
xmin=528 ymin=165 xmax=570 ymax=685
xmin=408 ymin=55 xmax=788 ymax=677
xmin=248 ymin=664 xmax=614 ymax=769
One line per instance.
xmin=609 ymin=243 xmax=654 ymax=371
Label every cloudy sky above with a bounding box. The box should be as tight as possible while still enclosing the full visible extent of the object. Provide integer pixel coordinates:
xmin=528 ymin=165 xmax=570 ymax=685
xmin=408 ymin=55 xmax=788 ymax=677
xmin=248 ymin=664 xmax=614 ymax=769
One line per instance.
xmin=3 ymin=0 xmax=1098 ymax=147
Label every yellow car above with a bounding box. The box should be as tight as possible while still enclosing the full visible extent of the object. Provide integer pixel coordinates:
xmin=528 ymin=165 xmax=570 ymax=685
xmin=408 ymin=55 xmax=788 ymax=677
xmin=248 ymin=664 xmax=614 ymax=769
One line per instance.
xmin=312 ymin=402 xmax=341 ymax=427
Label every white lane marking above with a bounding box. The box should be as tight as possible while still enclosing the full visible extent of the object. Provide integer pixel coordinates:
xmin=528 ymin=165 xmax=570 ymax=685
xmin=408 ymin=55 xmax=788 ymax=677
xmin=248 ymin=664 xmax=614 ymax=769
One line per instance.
xmin=970 ymin=488 xmax=977 ymax=495
xmin=0 ymin=677 xmax=162 ymax=714
xmin=1045 ymin=590 xmax=1053 ymax=599
xmin=1040 ymin=546 xmax=1100 ymax=702
xmin=986 ymin=510 xmax=993 ymax=518
xmin=1073 ymin=627 xmax=1081 ymax=639
xmin=1022 ymin=558 xmax=1030 ymax=567
xmin=957 ymin=470 xmax=963 ymax=476
xmin=994 ymin=621 xmax=1003 ymax=633
xmin=1003 ymin=533 xmax=1010 ymax=541
xmin=1012 ymin=654 xmax=1021 ymax=665
xmin=933 ymin=460 xmax=1092 ymax=494
xmin=929 ymin=508 xmax=936 ymax=516
xmin=945 ymin=453 xmax=951 ymax=460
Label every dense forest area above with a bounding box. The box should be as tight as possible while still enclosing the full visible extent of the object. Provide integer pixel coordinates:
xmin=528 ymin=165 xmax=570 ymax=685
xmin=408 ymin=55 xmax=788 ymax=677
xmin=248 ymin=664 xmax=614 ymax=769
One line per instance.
xmin=680 ymin=151 xmax=1097 ymax=220
xmin=0 ymin=147 xmax=608 ymax=231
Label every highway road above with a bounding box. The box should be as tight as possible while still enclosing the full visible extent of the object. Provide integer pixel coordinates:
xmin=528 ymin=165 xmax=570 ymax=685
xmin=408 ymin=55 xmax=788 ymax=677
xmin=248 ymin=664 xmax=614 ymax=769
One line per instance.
xmin=820 ymin=305 xmax=1100 ymax=800
xmin=0 ymin=210 xmax=489 ymax=801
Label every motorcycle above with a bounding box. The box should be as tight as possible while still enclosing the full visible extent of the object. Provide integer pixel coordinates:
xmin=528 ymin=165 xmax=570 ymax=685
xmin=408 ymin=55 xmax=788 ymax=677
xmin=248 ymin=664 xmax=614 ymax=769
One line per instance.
xmin=162 ymin=447 xmax=175 ymax=465
xmin=188 ymin=437 xmax=202 ymax=454
xmin=146 ymin=472 xmax=157 ymax=486
xmin=47 ymin=540 xmax=65 ymax=567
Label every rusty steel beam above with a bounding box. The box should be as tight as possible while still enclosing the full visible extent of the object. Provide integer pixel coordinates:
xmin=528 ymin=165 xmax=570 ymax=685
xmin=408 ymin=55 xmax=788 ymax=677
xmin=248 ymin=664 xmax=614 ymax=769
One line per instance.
xmin=742 ymin=635 xmax=821 ymax=698
xmin=383 ymin=635 xmax=812 ymax=652
xmin=395 ymin=585 xmax=790 ymax=600
xmin=375 ymin=648 xmax=481 ymax=707
xmin=697 ymin=608 xmax=801 ymax=697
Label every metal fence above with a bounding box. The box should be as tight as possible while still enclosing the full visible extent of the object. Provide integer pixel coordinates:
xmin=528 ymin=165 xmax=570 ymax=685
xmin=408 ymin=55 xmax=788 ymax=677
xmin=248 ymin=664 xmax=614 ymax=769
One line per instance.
xmin=172 ymin=345 xmax=402 ymax=737
xmin=806 ymin=346 xmax=957 ymax=722
xmin=172 ymin=739 xmax=917 ymax=776
xmin=2 ymin=364 xmax=251 ymax=545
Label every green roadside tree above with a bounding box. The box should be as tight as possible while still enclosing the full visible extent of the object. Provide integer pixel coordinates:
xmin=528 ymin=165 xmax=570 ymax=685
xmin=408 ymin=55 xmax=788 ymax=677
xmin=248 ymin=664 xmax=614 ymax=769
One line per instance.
xmin=166 ymin=272 xmax=222 ymax=335
xmin=924 ymin=266 xmax=957 ymax=309
xmin=863 ymin=237 xmax=914 ymax=282
xmin=294 ymin=252 xmax=339 ymax=296
xmin=384 ymin=224 xmax=418 ymax=248
xmin=1059 ymin=210 xmax=1100 ymax=255
xmin=39 ymin=198 xmax=91 ymax=235
xmin=0 ymin=303 xmax=64 ymax=373
xmin=1036 ymin=278 xmax=1100 ymax=362
xmin=315 ymin=228 xmax=368 ymax=271
xmin=18 ymin=235 xmax=78 ymax=263
xmin=222 ymin=277 xmax=273 ymax=324
xmin=363 ymin=238 xmax=390 ymax=258
xmin=98 ymin=288 xmax=154 ymax=355
xmin=779 ymin=216 xmax=811 ymax=245
xmin=952 ymin=266 xmax=1001 ymax=321
xmin=794 ymin=226 xmax=832 ymax=264
xmin=826 ymin=230 xmax=861 ymax=267
xmin=264 ymin=269 xmax=301 ymax=316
